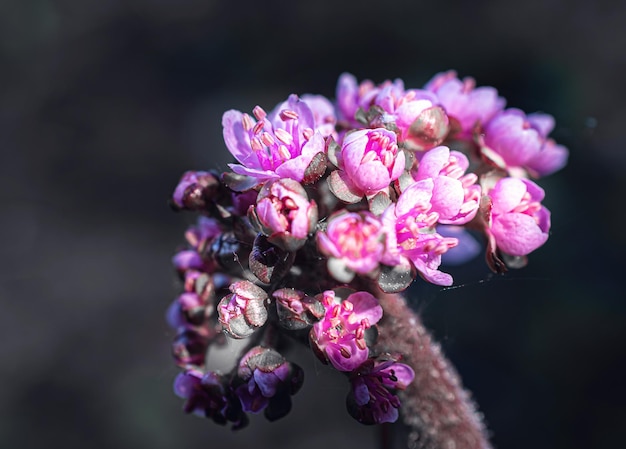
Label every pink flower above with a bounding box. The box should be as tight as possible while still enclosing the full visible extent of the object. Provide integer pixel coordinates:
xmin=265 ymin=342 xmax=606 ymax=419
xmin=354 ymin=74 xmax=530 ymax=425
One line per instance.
xmin=317 ymin=210 xmax=389 ymax=277
xmin=481 ymin=109 xmax=568 ymax=177
xmin=222 ymin=94 xmax=325 ymax=185
xmin=425 ymin=70 xmax=505 ymax=137
xmin=347 ymin=358 xmax=415 ymax=424
xmin=413 ymin=146 xmax=481 ymax=225
xmin=301 ymin=94 xmax=338 ymax=138
xmin=486 ymin=177 xmax=551 ymax=256
xmin=335 ymin=73 xmax=447 ymax=149
xmin=251 ymin=178 xmax=318 ymax=251
xmin=337 ymin=128 xmax=404 ymax=197
xmin=381 ymin=179 xmax=458 ymax=286
xmin=310 ymin=290 xmax=383 ymax=372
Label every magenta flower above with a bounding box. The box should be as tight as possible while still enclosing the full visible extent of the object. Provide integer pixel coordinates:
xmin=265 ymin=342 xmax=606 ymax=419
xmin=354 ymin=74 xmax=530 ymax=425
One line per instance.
xmin=486 ymin=177 xmax=551 ymax=256
xmin=310 ymin=290 xmax=383 ymax=372
xmin=317 ymin=210 xmax=390 ymax=278
xmin=347 ymin=358 xmax=415 ymax=424
xmin=381 ymin=179 xmax=459 ymax=286
xmin=425 ymin=70 xmax=505 ymax=137
xmin=413 ymin=146 xmax=481 ymax=225
xmin=481 ymin=108 xmax=568 ymax=177
xmin=336 ymin=128 xmax=404 ymax=197
xmin=222 ymin=94 xmax=326 ymax=185
xmin=250 ymin=178 xmax=318 ymax=251
xmin=233 ymin=346 xmax=304 ymax=420
xmin=174 ymin=369 xmax=247 ymax=428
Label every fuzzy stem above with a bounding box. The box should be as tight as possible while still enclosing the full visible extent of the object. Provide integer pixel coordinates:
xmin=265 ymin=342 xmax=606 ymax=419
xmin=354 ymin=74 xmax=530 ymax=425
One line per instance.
xmin=375 ymin=293 xmax=492 ymax=449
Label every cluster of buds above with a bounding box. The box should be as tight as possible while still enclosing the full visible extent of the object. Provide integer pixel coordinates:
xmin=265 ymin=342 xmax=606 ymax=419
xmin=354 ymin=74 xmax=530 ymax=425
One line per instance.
xmin=167 ymin=71 xmax=567 ymax=428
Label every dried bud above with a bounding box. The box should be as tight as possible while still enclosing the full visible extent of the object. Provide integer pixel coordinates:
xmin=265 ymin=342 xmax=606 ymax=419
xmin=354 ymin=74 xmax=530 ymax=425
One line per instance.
xmin=172 ymin=171 xmax=220 ymax=211
xmin=273 ymin=288 xmax=325 ymax=330
xmin=172 ymin=328 xmax=211 ymax=368
xmin=217 ymin=281 xmax=268 ymax=339
xmin=249 ymin=234 xmax=295 ymax=284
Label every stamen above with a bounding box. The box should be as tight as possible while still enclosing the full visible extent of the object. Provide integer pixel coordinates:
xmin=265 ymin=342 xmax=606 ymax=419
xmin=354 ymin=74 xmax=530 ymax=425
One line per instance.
xmin=252 ymin=106 xmax=266 ymax=121
xmin=280 ymin=109 xmax=299 ymax=121
xmin=274 ymin=128 xmax=294 ymax=146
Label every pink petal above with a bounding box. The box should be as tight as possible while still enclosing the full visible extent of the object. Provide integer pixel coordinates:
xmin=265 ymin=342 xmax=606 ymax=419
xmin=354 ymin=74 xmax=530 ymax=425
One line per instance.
xmin=491 ymin=213 xmax=549 ymax=256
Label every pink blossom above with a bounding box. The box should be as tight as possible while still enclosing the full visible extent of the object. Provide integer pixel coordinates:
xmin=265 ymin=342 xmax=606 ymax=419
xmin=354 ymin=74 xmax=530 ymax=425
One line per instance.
xmin=481 ymin=108 xmax=568 ymax=177
xmin=381 ymin=179 xmax=459 ymax=286
xmin=335 ymin=73 xmax=446 ymax=149
xmin=486 ymin=177 xmax=551 ymax=256
xmin=425 ymin=70 xmax=505 ymax=137
xmin=337 ymin=128 xmax=404 ymax=197
xmin=222 ymin=94 xmax=325 ymax=185
xmin=310 ymin=290 xmax=383 ymax=372
xmin=413 ymin=146 xmax=481 ymax=225
xmin=317 ymin=211 xmax=389 ymax=276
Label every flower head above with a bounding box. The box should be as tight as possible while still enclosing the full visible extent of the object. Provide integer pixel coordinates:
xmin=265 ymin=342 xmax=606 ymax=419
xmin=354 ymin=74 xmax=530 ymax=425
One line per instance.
xmin=317 ymin=210 xmax=390 ymax=279
xmin=382 ymin=179 xmax=459 ymax=286
xmin=233 ymin=346 xmax=304 ymax=421
xmin=337 ymin=128 xmax=404 ymax=197
xmin=485 ymin=177 xmax=551 ymax=256
xmin=222 ymin=94 xmax=326 ymax=186
xmin=217 ymin=281 xmax=268 ymax=339
xmin=310 ymin=290 xmax=382 ymax=372
xmin=425 ymin=70 xmax=505 ymax=137
xmin=174 ymin=369 xmax=247 ymax=428
xmin=250 ymin=178 xmax=318 ymax=251
xmin=347 ymin=358 xmax=415 ymax=424
xmin=481 ymin=108 xmax=568 ymax=177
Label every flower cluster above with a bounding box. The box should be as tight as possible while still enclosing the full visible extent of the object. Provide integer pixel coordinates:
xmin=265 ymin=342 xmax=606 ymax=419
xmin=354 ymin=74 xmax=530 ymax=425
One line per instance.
xmin=167 ymin=71 xmax=567 ymax=428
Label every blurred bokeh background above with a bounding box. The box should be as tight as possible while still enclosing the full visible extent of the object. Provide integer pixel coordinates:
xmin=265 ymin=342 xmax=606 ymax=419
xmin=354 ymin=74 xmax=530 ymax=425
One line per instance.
xmin=1 ymin=0 xmax=624 ymax=448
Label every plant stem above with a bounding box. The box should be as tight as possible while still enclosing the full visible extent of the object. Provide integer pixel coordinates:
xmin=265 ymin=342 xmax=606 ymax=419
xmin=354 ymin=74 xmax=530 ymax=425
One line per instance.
xmin=375 ymin=293 xmax=493 ymax=449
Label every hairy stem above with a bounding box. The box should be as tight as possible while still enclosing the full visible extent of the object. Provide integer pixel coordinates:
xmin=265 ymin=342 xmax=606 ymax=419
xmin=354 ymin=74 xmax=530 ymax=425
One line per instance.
xmin=375 ymin=293 xmax=492 ymax=449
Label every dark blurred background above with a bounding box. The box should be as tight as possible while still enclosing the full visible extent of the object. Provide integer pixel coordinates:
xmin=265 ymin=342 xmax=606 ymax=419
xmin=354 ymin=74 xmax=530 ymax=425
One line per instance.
xmin=1 ymin=0 xmax=624 ymax=448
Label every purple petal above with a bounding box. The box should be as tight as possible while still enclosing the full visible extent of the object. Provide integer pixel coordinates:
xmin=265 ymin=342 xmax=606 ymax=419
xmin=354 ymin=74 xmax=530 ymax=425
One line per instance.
xmin=253 ymin=370 xmax=280 ymax=397
xmin=222 ymin=110 xmax=254 ymax=166
xmin=490 ymin=178 xmax=527 ymax=215
xmin=415 ymin=146 xmax=449 ymax=180
xmin=396 ymin=179 xmax=434 ymax=217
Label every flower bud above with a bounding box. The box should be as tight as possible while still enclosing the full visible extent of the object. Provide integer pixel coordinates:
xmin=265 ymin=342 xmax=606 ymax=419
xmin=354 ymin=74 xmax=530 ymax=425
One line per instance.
xmin=174 ymin=369 xmax=248 ymax=429
xmin=233 ymin=346 xmax=304 ymax=421
xmin=217 ymin=281 xmax=268 ymax=339
xmin=172 ymin=328 xmax=211 ymax=368
xmin=273 ymin=288 xmax=324 ymax=330
xmin=250 ymin=179 xmax=318 ymax=252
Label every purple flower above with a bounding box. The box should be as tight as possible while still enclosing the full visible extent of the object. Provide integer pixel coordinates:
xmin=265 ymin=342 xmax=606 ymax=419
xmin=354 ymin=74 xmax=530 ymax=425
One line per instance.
xmin=217 ymin=281 xmax=268 ymax=339
xmin=171 ymin=171 xmax=220 ymax=210
xmin=481 ymin=108 xmax=568 ymax=177
xmin=233 ymin=346 xmax=304 ymax=421
xmin=250 ymin=178 xmax=318 ymax=251
xmin=310 ymin=290 xmax=383 ymax=372
xmin=335 ymin=72 xmax=382 ymax=128
xmin=222 ymin=94 xmax=326 ymax=185
xmin=184 ymin=216 xmax=221 ymax=252
xmin=172 ymin=249 xmax=205 ymax=275
xmin=347 ymin=358 xmax=415 ymax=424
xmin=174 ymin=369 xmax=247 ymax=428
xmin=413 ymin=146 xmax=481 ymax=225
xmin=425 ymin=70 xmax=505 ymax=137
xmin=381 ymin=179 xmax=459 ymax=286
xmin=486 ymin=177 xmax=551 ymax=256
xmin=336 ymin=128 xmax=404 ymax=197
xmin=317 ymin=210 xmax=390 ymax=277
